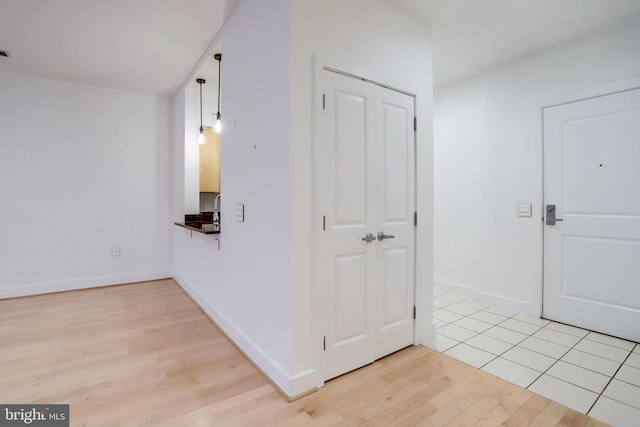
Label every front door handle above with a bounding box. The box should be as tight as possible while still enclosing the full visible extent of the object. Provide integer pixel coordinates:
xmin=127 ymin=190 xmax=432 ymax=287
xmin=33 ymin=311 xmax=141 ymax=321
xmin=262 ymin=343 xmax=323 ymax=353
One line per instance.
xmin=362 ymin=232 xmax=376 ymax=243
xmin=377 ymin=231 xmax=395 ymax=241
xmin=546 ymin=204 xmax=564 ymax=226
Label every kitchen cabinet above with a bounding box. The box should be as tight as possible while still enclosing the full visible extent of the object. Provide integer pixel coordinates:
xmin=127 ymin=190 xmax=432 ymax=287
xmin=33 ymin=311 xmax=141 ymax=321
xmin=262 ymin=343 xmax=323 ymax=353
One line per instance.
xmin=199 ymin=127 xmax=221 ymax=193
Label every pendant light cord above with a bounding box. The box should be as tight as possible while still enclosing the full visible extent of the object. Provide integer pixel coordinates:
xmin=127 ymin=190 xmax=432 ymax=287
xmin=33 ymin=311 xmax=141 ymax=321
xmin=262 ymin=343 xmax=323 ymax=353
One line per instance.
xmin=196 ymin=78 xmax=206 ymax=142
xmin=215 ymin=53 xmax=222 ymax=119
xmin=199 ymin=81 xmax=203 ymax=129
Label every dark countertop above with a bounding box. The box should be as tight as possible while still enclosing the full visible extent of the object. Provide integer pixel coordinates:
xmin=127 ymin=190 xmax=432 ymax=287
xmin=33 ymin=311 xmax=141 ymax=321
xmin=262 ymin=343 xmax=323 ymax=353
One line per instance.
xmin=174 ymin=222 xmax=221 ymax=234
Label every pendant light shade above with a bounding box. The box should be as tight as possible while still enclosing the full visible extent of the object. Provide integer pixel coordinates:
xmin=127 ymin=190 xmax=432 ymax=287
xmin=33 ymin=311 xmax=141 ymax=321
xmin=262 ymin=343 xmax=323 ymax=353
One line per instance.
xmin=197 ymin=78 xmax=206 ymax=144
xmin=214 ymin=53 xmax=222 ymax=134
xmin=214 ymin=112 xmax=222 ymax=134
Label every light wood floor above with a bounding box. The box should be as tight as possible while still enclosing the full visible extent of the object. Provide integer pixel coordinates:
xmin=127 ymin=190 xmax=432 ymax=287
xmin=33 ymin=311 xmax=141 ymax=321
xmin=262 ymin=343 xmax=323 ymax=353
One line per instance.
xmin=0 ymin=279 xmax=609 ymax=426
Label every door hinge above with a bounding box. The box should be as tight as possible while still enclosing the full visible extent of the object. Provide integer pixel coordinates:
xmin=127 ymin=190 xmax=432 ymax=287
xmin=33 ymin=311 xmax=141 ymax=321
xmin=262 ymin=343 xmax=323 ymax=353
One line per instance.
xmin=322 ymin=94 xmax=326 ymax=110
xmin=413 ymin=306 xmax=417 ymax=320
xmin=414 ymin=116 xmax=417 ymax=131
xmin=323 ymin=215 xmax=326 ymax=231
xmin=414 ymin=211 xmax=418 ymax=226
xmin=323 ymin=336 xmax=326 ymax=351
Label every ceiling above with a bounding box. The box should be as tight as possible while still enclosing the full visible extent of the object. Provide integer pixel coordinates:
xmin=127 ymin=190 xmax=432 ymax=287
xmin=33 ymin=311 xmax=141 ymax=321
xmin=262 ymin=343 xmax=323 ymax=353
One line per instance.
xmin=2 ymin=0 xmax=640 ymax=96
xmin=392 ymin=0 xmax=640 ymax=86
xmin=0 ymin=0 xmax=237 ymax=96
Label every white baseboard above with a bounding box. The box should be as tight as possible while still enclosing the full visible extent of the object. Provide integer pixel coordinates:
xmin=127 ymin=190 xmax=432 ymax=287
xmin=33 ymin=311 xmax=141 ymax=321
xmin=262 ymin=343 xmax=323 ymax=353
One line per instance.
xmin=289 ymin=369 xmax=321 ymax=399
xmin=0 ymin=271 xmax=172 ymax=299
xmin=434 ymin=279 xmax=534 ymax=315
xmin=173 ymin=275 xmax=316 ymax=399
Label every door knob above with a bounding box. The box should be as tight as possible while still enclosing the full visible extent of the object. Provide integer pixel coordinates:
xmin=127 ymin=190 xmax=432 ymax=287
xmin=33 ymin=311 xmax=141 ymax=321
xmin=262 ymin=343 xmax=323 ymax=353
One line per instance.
xmin=362 ymin=232 xmax=376 ymax=243
xmin=377 ymin=231 xmax=395 ymax=241
xmin=546 ymin=204 xmax=564 ymax=226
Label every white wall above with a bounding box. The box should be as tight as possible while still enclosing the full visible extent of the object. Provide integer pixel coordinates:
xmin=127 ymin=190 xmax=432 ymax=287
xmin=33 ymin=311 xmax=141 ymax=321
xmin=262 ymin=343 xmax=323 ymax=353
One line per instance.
xmin=289 ymin=0 xmax=434 ymax=393
xmin=184 ymin=82 xmax=200 ymax=213
xmin=171 ymin=0 xmax=433 ymax=398
xmin=434 ymin=18 xmax=640 ymax=315
xmin=171 ymin=0 xmax=293 ymax=395
xmin=0 ymin=71 xmax=171 ymax=297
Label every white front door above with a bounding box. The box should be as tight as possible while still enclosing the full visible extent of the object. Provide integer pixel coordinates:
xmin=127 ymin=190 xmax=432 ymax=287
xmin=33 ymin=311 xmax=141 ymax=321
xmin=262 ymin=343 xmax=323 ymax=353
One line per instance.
xmin=543 ymin=87 xmax=640 ymax=342
xmin=317 ymin=70 xmax=415 ymax=380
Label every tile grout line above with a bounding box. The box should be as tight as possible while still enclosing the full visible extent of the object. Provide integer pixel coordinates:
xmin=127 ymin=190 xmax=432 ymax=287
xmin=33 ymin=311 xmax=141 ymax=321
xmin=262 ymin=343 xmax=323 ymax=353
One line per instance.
xmin=434 ymin=293 xmax=640 ymax=415
xmin=478 ymin=316 xmax=553 ymax=386
xmin=438 ymin=299 xmax=536 ymax=369
xmin=444 ymin=306 xmax=538 ymax=358
xmin=435 ymin=299 xmax=517 ymax=349
xmin=435 ymin=299 xmax=516 ymax=357
xmin=446 ymin=303 xmax=568 ymax=387
xmin=586 ymin=342 xmax=639 ymax=415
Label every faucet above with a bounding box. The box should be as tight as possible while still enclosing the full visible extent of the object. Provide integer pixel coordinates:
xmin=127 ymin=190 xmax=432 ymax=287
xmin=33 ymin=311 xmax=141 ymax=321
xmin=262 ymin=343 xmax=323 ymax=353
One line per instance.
xmin=213 ymin=194 xmax=221 ymax=222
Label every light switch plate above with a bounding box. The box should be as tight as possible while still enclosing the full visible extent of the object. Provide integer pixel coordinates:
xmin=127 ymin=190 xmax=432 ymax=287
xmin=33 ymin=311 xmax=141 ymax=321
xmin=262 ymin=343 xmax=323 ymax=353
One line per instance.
xmin=236 ymin=204 xmax=244 ymax=222
xmin=517 ymin=203 xmax=532 ymax=217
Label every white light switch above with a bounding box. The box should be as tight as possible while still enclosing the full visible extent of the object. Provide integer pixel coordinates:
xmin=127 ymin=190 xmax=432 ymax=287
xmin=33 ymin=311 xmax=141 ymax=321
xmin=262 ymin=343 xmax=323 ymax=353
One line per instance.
xmin=517 ymin=203 xmax=532 ymax=217
xmin=236 ymin=204 xmax=245 ymax=222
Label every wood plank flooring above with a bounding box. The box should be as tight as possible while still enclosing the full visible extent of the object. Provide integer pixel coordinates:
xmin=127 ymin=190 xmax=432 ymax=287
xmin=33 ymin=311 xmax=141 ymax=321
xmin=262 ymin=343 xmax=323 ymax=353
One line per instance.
xmin=0 ymin=279 xmax=609 ymax=426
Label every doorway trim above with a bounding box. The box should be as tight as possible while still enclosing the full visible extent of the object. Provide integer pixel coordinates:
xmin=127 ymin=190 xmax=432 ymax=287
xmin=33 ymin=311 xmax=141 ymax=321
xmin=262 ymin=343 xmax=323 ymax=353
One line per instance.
xmin=312 ymin=58 xmax=420 ymax=388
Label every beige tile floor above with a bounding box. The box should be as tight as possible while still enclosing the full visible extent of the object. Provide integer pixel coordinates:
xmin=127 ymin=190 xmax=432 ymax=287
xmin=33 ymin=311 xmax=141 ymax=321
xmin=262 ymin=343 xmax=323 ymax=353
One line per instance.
xmin=428 ymin=290 xmax=640 ymax=427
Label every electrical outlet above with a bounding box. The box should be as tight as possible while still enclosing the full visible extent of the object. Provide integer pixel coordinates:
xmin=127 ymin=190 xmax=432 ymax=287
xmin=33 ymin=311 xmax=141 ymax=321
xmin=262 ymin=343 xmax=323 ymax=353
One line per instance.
xmin=111 ymin=246 xmax=121 ymax=257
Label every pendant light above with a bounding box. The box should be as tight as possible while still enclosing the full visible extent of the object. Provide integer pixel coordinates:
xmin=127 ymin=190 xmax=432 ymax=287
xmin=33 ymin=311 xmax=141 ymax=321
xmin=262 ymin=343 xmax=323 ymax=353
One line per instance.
xmin=197 ymin=78 xmax=206 ymax=144
xmin=213 ymin=53 xmax=222 ymax=134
